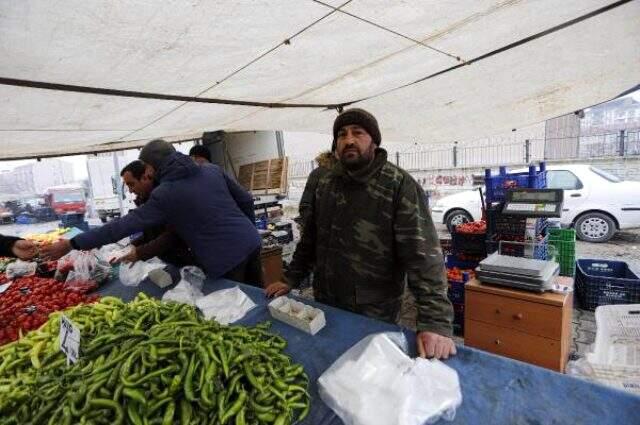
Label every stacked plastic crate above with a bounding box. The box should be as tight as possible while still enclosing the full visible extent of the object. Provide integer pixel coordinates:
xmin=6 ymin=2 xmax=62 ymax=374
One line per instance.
xmin=445 ymin=255 xmax=476 ymax=336
xmin=484 ymin=162 xmax=548 ymax=259
xmin=548 ymin=228 xmax=577 ymax=277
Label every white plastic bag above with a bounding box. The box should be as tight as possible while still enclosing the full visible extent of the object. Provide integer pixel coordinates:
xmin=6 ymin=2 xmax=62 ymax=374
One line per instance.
xmin=119 ymin=262 xmax=148 ymax=287
xmin=195 ymin=287 xmax=257 ymax=325
xmin=6 ymin=260 xmax=37 ymax=279
xmin=162 ymin=266 xmax=205 ymax=304
xmin=162 ymin=280 xmax=203 ymax=305
xmin=119 ymin=258 xmax=165 ymax=287
xmin=318 ymin=332 xmax=462 ymax=425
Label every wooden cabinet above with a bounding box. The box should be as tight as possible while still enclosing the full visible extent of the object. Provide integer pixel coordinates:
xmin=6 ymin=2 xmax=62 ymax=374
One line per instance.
xmin=465 ymin=279 xmax=572 ymax=372
xmin=260 ymin=246 xmax=283 ymax=287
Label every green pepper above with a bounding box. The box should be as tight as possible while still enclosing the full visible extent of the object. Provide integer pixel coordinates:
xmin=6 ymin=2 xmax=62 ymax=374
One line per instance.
xmin=123 ymin=388 xmax=147 ymax=406
xmin=89 ymin=399 xmax=124 ymax=425
xmin=220 ymin=390 xmax=247 ymax=424
xmin=179 ymin=399 xmax=192 ymax=425
xmin=161 ymin=401 xmax=175 ymax=425
xmin=126 ymin=402 xmax=144 ymax=425
xmin=184 ymin=353 xmax=198 ymax=402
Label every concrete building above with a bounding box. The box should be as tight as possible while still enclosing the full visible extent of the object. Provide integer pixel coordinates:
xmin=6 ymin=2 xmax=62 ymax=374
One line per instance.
xmin=9 ymin=159 xmax=75 ymax=194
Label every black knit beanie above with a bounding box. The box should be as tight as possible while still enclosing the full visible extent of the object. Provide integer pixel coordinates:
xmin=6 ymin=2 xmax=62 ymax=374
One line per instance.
xmin=139 ymin=139 xmax=176 ymax=169
xmin=332 ymin=108 xmax=381 ymax=151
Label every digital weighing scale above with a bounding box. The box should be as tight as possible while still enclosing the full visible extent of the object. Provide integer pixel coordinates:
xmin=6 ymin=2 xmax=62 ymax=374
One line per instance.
xmin=476 ymin=253 xmax=560 ymax=292
xmin=501 ymin=189 xmax=564 ymax=218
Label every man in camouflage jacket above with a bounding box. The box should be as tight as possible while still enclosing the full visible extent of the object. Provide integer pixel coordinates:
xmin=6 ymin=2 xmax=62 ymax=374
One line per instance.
xmin=267 ymin=108 xmax=456 ymax=359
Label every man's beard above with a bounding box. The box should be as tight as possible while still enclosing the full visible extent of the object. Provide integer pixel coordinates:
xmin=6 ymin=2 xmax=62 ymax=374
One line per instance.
xmin=341 ymin=149 xmax=374 ymax=171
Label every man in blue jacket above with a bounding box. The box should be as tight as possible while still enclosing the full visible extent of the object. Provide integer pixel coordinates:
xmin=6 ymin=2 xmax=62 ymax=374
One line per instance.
xmin=42 ymin=140 xmax=262 ymax=283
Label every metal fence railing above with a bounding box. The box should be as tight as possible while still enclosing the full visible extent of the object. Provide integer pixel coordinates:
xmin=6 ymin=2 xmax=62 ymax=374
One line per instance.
xmin=288 ymin=129 xmax=640 ymax=178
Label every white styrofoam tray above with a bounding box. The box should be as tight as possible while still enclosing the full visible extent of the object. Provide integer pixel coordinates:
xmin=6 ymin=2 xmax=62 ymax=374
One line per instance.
xmin=268 ymin=296 xmax=326 ymax=335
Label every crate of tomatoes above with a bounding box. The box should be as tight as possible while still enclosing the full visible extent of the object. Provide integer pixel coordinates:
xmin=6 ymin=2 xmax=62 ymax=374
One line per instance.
xmin=0 ymin=274 xmax=99 ymax=345
xmin=451 ymin=221 xmax=487 ymax=257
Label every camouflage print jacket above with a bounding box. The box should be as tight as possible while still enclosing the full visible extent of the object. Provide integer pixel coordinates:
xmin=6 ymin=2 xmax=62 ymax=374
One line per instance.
xmin=286 ymin=148 xmax=453 ymax=335
xmin=298 ymin=151 xmax=336 ymax=223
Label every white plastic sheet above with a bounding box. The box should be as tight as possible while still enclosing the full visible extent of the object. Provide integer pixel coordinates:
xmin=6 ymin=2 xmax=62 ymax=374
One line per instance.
xmin=195 ymin=287 xmax=257 ymax=325
xmin=0 ymin=1 xmax=638 ymax=157
xmin=161 ymin=265 xmax=206 ymax=305
xmin=318 ymin=332 xmax=462 ymax=425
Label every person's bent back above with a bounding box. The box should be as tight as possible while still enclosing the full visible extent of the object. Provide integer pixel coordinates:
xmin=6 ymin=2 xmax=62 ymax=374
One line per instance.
xmin=43 ymin=140 xmax=261 ymax=281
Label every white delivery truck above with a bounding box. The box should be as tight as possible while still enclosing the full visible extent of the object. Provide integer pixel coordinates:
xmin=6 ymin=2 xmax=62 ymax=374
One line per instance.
xmin=86 ymin=153 xmax=137 ymax=222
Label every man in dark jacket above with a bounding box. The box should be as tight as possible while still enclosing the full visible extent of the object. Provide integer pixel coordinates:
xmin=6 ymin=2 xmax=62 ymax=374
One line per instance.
xmin=0 ymin=235 xmax=36 ymax=259
xmin=42 ymin=140 xmax=261 ymax=283
xmin=189 ymin=145 xmax=212 ymax=165
xmin=266 ymin=109 xmax=455 ymax=359
xmin=118 ymin=160 xmax=197 ymax=268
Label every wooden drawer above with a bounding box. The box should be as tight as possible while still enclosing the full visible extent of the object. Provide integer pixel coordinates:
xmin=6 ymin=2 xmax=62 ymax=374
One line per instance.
xmin=465 ymin=319 xmax=564 ymax=371
xmin=466 ymin=290 xmax=563 ymax=340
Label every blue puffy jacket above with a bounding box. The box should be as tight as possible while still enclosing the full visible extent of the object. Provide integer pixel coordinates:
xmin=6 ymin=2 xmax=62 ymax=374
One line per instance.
xmin=73 ymin=152 xmax=261 ymax=278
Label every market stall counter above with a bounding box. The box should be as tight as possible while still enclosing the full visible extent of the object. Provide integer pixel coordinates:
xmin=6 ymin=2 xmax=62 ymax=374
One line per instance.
xmin=98 ymin=277 xmax=639 ymax=425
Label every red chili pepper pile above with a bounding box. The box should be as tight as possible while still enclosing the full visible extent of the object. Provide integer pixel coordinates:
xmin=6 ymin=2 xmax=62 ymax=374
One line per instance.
xmin=0 ymin=274 xmax=99 ymax=345
xmin=456 ymin=220 xmax=487 ymax=234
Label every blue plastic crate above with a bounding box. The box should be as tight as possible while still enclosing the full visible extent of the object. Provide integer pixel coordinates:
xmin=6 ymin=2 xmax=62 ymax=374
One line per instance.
xmin=484 ymin=162 xmax=547 ymax=204
xmin=451 ymin=228 xmax=487 ymax=257
xmin=445 ymin=255 xmax=481 ymax=270
xmin=575 ymin=259 xmax=640 ymax=310
xmin=60 ymin=213 xmax=85 ymax=226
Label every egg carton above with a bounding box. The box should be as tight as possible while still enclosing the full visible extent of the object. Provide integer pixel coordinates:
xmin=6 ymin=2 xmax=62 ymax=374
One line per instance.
xmin=268 ymin=297 xmax=326 ymax=335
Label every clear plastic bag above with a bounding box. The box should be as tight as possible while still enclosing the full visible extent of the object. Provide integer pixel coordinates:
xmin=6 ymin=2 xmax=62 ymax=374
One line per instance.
xmin=62 ymin=250 xmax=112 ymax=288
xmin=318 ymin=332 xmax=462 ymax=425
xmin=180 ymin=266 xmax=205 ymax=292
xmin=55 ymin=250 xmax=80 ymax=281
xmin=5 ymin=260 xmax=37 ymax=279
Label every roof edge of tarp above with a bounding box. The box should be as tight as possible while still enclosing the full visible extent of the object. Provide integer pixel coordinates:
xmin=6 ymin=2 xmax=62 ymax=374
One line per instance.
xmin=2 ymin=133 xmax=203 ymax=161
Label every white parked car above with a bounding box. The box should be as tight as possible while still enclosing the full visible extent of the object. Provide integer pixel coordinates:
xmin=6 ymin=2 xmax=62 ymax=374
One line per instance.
xmin=430 ymin=165 xmax=640 ymax=243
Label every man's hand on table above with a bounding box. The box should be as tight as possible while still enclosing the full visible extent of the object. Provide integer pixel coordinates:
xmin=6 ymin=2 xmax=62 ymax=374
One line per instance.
xmin=40 ymin=239 xmax=72 ymax=261
xmin=265 ymin=281 xmax=291 ymax=298
xmin=417 ymin=331 xmax=457 ymax=360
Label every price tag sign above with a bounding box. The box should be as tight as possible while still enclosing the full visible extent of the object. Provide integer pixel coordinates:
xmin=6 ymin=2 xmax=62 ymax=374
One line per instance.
xmin=59 ymin=315 xmax=80 ymax=364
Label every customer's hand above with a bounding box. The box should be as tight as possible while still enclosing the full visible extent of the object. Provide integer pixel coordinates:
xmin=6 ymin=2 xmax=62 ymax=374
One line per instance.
xmin=111 ymin=247 xmax=138 ymax=264
xmin=265 ymin=281 xmax=291 ymax=298
xmin=40 ymin=239 xmax=72 ymax=261
xmin=11 ymin=240 xmax=37 ymax=260
xmin=417 ymin=331 xmax=457 ymax=360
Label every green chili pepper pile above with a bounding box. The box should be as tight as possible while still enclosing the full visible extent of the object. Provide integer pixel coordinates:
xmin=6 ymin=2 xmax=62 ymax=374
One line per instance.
xmin=0 ymin=293 xmax=310 ymax=425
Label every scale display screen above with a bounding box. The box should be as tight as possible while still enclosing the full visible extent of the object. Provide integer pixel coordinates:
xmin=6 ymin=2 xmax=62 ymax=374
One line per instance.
xmin=502 ymin=189 xmax=564 ymax=217
xmin=511 ymin=191 xmax=558 ymax=202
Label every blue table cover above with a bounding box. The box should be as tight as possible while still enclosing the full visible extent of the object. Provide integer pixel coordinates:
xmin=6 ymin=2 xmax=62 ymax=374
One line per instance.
xmin=98 ymin=277 xmax=639 ymax=425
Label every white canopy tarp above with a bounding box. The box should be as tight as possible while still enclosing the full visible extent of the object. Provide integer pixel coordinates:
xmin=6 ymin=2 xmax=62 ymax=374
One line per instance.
xmin=0 ymin=0 xmax=638 ymax=159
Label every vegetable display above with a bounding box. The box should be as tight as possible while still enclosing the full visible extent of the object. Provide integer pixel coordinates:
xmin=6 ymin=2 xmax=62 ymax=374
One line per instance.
xmin=0 ymin=294 xmax=310 ymax=425
xmin=0 ymin=275 xmax=98 ymax=346
xmin=455 ymin=221 xmax=487 ymax=235
xmin=24 ymin=227 xmax=70 ymax=245
xmin=0 ymin=257 xmax=16 ymax=273
xmin=446 ymin=267 xmax=475 ymax=283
